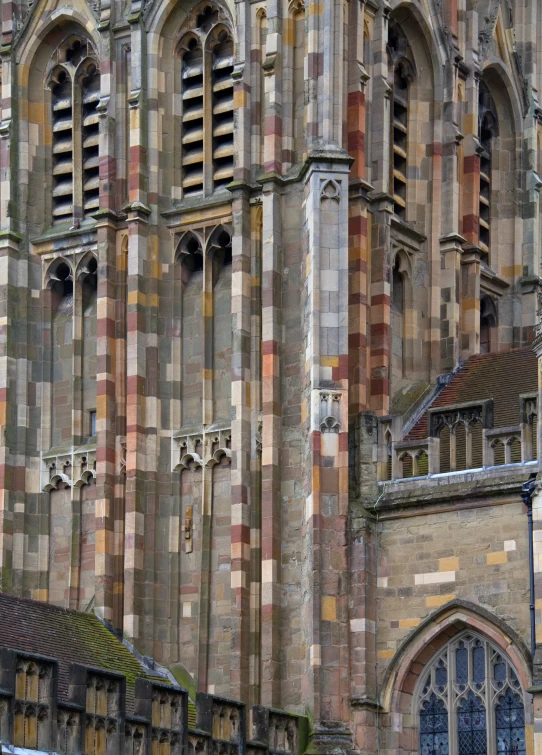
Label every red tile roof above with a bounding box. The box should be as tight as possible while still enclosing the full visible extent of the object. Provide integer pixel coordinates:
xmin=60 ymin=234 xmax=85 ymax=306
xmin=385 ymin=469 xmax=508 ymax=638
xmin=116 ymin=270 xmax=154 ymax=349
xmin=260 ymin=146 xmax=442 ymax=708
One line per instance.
xmin=407 ymin=348 xmax=537 ymax=440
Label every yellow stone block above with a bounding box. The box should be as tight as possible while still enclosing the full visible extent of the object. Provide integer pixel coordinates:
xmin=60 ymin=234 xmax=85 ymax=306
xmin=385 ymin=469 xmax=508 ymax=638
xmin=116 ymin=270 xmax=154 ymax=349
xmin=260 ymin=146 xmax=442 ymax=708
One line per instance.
xmin=377 ymin=649 xmax=395 ymax=659
xmin=501 ymin=265 xmax=523 ymax=279
xmin=321 ymin=596 xmax=336 ymax=621
xmin=439 ymin=557 xmax=459 ymax=571
xmin=399 ymin=618 xmax=420 ymax=628
xmin=426 ymin=594 xmax=455 ymax=608
xmin=234 ymin=89 xmax=246 ymax=109
xmin=321 ymin=356 xmax=339 ymax=367
xmin=486 ymin=551 xmax=507 ymax=565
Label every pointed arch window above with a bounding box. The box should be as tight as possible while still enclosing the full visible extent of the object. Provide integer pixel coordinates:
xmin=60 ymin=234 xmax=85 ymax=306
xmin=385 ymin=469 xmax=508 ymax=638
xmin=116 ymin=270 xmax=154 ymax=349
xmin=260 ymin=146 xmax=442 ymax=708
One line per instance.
xmin=178 ymin=5 xmax=234 ymax=200
xmin=387 ymin=22 xmax=414 ymax=220
xmin=417 ymin=632 xmax=526 ymax=755
xmin=47 ymin=37 xmax=101 ymax=225
xmin=478 ymin=82 xmax=498 ymax=259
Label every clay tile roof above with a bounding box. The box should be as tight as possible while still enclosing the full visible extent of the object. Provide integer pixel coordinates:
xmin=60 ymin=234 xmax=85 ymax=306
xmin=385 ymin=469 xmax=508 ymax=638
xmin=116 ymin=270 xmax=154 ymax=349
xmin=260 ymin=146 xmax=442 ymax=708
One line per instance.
xmin=406 ymin=348 xmax=538 ymax=441
xmin=0 ymin=592 xmax=156 ymax=712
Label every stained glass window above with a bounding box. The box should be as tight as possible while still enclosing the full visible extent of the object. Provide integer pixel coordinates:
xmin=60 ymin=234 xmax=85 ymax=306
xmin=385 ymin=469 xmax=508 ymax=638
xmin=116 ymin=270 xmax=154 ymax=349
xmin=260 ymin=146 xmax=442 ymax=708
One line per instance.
xmin=457 ymin=693 xmax=487 ymax=755
xmin=495 ymin=690 xmax=525 ymax=755
xmin=418 ymin=632 xmax=526 ymax=755
xmin=420 ymin=694 xmax=449 ymax=755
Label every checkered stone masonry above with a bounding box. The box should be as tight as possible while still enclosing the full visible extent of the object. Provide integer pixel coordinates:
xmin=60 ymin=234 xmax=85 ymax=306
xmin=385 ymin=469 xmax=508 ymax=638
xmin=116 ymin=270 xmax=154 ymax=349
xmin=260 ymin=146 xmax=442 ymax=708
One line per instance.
xmin=2 ymin=2 xmax=542 ymax=755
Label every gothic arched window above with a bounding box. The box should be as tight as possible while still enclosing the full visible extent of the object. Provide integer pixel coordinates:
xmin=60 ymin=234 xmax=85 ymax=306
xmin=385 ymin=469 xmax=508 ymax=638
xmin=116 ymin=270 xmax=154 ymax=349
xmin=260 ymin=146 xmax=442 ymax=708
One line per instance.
xmin=47 ymin=37 xmax=100 ymax=225
xmin=417 ymin=632 xmax=526 ymax=755
xmin=178 ymin=5 xmax=234 ymax=199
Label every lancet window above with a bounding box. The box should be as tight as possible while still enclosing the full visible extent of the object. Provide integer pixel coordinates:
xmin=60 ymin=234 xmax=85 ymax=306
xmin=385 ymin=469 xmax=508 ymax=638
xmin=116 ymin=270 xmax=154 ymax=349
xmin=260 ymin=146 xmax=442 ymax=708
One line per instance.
xmin=48 ymin=37 xmax=100 ymax=225
xmin=387 ymin=22 xmax=414 ymax=220
xmin=178 ymin=6 xmax=234 ymax=199
xmin=418 ymin=632 xmax=526 ymax=755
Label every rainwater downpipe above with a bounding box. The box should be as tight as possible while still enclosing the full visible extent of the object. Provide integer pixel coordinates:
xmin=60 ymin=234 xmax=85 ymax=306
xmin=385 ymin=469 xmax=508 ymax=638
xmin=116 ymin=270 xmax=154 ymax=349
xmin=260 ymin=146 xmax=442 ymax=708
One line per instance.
xmin=521 ymin=474 xmax=537 ymax=674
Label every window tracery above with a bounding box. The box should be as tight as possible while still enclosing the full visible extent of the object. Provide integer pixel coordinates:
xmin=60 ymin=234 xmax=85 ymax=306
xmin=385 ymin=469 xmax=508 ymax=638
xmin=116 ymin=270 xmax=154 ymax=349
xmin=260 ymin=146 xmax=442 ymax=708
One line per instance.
xmin=47 ymin=37 xmax=101 ymax=225
xmin=418 ymin=632 xmax=526 ymax=755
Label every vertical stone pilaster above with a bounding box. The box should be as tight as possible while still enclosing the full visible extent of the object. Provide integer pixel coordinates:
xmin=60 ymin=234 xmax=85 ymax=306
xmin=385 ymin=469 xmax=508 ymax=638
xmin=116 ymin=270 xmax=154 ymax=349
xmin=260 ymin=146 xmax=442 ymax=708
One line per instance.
xmin=460 ymin=247 xmax=481 ymax=360
xmin=367 ymin=7 xmax=392 ymax=416
xmin=262 ymin=0 xmax=282 ymax=175
xmin=302 ymin=155 xmax=351 ymax=747
xmin=347 ymin=1 xmax=370 ymax=418
xmin=260 ymin=180 xmax=282 ymax=708
xmin=439 ymin=234 xmax=464 ymax=372
xmin=229 ymin=186 xmax=253 ymax=701
xmin=93 ymin=24 xmax=119 ymax=625
xmin=123 ymin=15 xmax=150 ymax=645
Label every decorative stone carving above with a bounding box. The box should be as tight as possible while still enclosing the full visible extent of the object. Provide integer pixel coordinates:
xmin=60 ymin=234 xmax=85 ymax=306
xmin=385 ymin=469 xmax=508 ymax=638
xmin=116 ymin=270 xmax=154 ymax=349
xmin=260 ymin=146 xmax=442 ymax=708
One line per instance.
xmin=320 ymin=393 xmax=342 ymax=433
xmin=320 ymin=179 xmax=341 ymax=203
xmin=42 ymin=448 xmax=96 ymax=491
xmin=173 ymin=427 xmax=232 ymax=471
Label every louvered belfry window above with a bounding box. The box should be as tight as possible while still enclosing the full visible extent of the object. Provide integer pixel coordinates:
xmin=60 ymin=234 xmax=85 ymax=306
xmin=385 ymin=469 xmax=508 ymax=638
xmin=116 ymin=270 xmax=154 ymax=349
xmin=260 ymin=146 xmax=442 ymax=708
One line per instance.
xmin=478 ymin=81 xmax=497 ymax=260
xmin=387 ymin=22 xmax=414 ymax=221
xmin=211 ymin=34 xmax=234 ymax=190
xmin=179 ymin=6 xmax=234 ymax=199
xmin=51 ymin=70 xmax=74 ymax=222
xmin=48 ymin=38 xmax=100 ymax=225
xmin=81 ymin=64 xmax=101 ymax=218
xmin=181 ymin=37 xmax=205 ymax=198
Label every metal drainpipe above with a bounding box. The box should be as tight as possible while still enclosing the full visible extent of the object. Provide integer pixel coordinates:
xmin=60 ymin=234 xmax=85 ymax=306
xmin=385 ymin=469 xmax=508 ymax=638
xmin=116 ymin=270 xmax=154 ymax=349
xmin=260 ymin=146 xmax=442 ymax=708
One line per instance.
xmin=521 ymin=474 xmax=538 ymax=673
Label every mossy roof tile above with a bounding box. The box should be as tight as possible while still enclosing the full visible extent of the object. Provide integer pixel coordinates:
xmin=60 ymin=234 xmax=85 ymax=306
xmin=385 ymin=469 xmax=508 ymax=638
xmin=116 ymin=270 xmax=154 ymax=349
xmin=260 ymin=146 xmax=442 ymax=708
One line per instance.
xmin=406 ymin=348 xmax=537 ymax=441
xmin=0 ymin=592 xmax=156 ymax=712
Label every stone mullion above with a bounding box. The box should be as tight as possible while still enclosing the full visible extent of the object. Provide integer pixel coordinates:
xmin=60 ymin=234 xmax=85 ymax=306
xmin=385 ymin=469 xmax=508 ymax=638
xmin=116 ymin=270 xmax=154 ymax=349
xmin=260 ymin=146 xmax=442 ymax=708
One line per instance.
xmin=124 ymin=16 xmax=150 ymax=646
xmin=262 ymin=0 xmax=282 ymax=174
xmin=229 ymin=188 xmax=252 ymax=701
xmin=260 ymin=184 xmax=282 ymax=707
